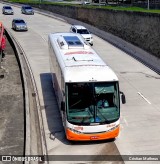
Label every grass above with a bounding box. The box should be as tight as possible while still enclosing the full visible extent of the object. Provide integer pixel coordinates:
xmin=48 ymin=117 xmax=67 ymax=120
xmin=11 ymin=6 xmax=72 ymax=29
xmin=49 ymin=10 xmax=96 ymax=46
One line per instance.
xmin=8 ymin=0 xmax=160 ymax=13
xmin=101 ymin=6 xmax=160 ymax=13
xmin=76 ymin=4 xmax=160 ymax=13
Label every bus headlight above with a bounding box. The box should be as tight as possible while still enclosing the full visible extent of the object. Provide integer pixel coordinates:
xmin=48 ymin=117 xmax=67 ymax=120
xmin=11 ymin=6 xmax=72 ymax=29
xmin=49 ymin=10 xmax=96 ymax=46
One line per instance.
xmin=68 ymin=127 xmax=82 ymax=134
xmin=107 ymin=125 xmax=119 ymax=132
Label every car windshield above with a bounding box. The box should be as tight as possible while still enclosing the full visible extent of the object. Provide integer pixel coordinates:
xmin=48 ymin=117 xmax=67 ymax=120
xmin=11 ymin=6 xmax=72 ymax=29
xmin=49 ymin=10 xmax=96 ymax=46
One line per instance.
xmin=77 ymin=29 xmax=90 ymax=34
xmin=4 ymin=6 xmax=12 ymax=9
xmin=15 ymin=20 xmax=25 ymax=24
xmin=24 ymin=6 xmax=32 ymax=10
xmin=66 ymin=82 xmax=120 ymax=125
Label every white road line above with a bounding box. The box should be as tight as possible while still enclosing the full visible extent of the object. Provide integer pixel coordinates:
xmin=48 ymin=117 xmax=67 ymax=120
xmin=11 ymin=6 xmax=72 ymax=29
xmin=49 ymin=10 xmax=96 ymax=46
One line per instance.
xmin=137 ymin=92 xmax=151 ymax=104
xmin=41 ymin=36 xmax=47 ymax=42
xmin=124 ymin=118 xmax=128 ymax=126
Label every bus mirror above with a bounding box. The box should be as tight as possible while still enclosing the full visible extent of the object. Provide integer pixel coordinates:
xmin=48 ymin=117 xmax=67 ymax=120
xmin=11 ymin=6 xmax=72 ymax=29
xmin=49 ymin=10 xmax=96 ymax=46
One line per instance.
xmin=120 ymin=92 xmax=126 ymax=104
xmin=62 ymin=90 xmax=65 ymax=96
xmin=61 ymin=101 xmax=65 ymax=111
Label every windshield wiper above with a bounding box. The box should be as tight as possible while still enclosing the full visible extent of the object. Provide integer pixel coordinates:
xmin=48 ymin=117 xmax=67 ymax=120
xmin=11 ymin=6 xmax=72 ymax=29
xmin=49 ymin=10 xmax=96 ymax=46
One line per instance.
xmin=97 ymin=108 xmax=109 ymax=123
xmin=70 ymin=100 xmax=82 ymax=108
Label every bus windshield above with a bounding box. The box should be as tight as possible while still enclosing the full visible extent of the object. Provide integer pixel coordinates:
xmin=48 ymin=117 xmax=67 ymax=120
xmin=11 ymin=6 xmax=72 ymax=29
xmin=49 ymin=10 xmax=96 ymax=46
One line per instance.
xmin=66 ymin=82 xmax=120 ymax=125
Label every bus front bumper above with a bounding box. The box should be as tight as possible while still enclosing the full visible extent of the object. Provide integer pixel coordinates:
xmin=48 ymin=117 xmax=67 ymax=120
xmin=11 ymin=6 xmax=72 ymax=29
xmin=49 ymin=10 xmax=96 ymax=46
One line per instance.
xmin=66 ymin=126 xmax=120 ymax=141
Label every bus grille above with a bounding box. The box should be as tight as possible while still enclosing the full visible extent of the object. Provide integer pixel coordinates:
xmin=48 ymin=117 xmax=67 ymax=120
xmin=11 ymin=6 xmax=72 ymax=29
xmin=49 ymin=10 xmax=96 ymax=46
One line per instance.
xmin=83 ymin=131 xmax=106 ymax=134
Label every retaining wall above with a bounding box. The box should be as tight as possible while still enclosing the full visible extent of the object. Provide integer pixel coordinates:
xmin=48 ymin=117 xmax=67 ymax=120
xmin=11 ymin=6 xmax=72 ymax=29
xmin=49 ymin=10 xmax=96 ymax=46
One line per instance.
xmin=32 ymin=4 xmax=160 ymax=58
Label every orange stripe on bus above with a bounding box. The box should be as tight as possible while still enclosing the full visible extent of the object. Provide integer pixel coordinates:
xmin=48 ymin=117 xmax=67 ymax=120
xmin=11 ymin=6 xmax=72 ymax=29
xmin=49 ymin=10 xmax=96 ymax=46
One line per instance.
xmin=66 ymin=126 xmax=120 ymax=141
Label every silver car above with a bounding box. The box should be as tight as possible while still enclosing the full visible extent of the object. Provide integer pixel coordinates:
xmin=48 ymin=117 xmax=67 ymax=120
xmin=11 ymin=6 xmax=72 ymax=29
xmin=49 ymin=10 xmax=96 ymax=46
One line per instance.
xmin=12 ymin=19 xmax=28 ymax=31
xmin=2 ymin=6 xmax=14 ymax=15
xmin=21 ymin=5 xmax=34 ymax=15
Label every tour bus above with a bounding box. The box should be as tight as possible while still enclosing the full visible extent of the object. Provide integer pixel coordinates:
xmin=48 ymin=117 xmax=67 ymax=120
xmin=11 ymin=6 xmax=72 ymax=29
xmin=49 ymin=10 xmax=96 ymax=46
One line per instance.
xmin=48 ymin=32 xmax=126 ymax=141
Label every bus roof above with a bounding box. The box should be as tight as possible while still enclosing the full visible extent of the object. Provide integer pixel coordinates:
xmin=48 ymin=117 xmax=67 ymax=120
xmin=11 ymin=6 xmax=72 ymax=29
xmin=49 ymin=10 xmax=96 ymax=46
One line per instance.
xmin=49 ymin=33 xmax=118 ymax=83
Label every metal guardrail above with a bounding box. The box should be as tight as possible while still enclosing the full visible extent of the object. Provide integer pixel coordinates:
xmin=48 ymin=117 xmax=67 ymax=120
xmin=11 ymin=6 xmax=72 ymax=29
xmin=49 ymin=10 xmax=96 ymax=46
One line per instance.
xmin=5 ymin=29 xmax=48 ymax=164
xmin=5 ymin=29 xmax=31 ymax=163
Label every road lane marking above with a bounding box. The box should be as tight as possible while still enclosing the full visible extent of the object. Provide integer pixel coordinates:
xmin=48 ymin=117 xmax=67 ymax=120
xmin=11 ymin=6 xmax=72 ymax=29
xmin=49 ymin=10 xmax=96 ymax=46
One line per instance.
xmin=41 ymin=36 xmax=47 ymax=42
xmin=124 ymin=118 xmax=128 ymax=126
xmin=137 ymin=92 xmax=151 ymax=104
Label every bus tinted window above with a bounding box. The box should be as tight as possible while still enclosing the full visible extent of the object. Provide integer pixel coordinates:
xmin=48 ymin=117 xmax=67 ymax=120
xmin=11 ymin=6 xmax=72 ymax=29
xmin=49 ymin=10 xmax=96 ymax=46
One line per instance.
xmin=66 ymin=82 xmax=120 ymax=125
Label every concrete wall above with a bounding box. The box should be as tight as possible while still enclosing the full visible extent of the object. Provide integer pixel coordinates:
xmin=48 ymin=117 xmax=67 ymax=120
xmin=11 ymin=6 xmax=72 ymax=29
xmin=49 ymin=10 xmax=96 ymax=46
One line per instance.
xmin=33 ymin=4 xmax=160 ymax=58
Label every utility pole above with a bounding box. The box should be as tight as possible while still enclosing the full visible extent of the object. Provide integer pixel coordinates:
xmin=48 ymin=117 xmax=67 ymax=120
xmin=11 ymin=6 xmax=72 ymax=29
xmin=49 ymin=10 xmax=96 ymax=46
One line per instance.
xmin=99 ymin=0 xmax=101 ymax=7
xmin=147 ymin=0 xmax=150 ymax=10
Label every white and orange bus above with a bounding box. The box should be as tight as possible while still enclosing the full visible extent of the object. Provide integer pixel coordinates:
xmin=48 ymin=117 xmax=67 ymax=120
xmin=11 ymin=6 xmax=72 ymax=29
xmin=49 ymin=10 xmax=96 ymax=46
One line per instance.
xmin=48 ymin=32 xmax=126 ymax=141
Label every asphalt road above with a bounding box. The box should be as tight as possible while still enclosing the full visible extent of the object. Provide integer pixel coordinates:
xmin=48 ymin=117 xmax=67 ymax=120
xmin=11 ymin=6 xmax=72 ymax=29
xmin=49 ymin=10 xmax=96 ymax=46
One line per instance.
xmin=0 ymin=32 xmax=24 ymax=163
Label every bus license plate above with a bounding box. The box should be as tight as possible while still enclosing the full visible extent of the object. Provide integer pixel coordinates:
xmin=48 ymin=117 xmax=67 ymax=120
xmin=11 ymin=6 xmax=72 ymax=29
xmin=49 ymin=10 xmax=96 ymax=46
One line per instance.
xmin=90 ymin=136 xmax=99 ymax=140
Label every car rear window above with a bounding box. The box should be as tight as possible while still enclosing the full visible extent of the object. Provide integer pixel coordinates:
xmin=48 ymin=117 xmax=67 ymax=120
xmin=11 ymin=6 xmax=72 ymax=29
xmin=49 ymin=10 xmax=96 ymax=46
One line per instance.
xmin=4 ymin=6 xmax=12 ymax=9
xmin=24 ymin=7 xmax=32 ymax=9
xmin=77 ymin=29 xmax=89 ymax=34
xmin=15 ymin=20 xmax=25 ymax=23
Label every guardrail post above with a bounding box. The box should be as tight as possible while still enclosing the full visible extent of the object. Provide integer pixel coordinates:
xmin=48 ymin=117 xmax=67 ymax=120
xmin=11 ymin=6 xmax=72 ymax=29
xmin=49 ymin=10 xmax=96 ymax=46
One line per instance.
xmin=0 ymin=50 xmax=5 ymax=78
xmin=0 ymin=50 xmax=2 ymax=69
xmin=0 ymin=49 xmax=7 ymax=78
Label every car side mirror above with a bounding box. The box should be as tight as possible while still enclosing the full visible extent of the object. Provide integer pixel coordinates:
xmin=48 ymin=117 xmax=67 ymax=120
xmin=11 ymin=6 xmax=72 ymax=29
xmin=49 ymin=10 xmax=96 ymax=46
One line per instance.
xmin=61 ymin=101 xmax=65 ymax=111
xmin=120 ymin=91 xmax=126 ymax=104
